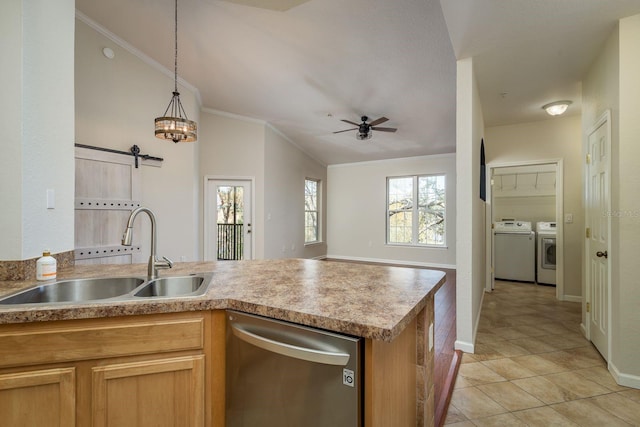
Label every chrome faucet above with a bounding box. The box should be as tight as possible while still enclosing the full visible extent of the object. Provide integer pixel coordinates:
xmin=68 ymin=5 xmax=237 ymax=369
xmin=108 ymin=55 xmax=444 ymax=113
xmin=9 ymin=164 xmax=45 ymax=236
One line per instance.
xmin=122 ymin=207 xmax=173 ymax=280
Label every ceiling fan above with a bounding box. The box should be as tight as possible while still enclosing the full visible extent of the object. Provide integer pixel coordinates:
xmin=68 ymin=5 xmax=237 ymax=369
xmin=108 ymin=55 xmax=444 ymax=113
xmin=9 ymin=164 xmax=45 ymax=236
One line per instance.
xmin=333 ymin=116 xmax=397 ymax=140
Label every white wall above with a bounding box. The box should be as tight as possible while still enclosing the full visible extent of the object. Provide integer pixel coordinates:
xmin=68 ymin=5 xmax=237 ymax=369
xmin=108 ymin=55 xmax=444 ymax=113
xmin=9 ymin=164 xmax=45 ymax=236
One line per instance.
xmin=485 ymin=116 xmax=583 ymax=298
xmin=326 ymin=154 xmax=456 ymax=267
xmin=616 ymin=14 xmax=640 ymax=386
xmin=455 ymin=57 xmax=486 ymax=353
xmin=198 ymin=110 xmax=266 ymax=259
xmin=75 ymin=18 xmax=200 ymax=262
xmin=264 ymin=127 xmax=327 ymax=259
xmin=0 ymin=0 xmax=75 ymax=260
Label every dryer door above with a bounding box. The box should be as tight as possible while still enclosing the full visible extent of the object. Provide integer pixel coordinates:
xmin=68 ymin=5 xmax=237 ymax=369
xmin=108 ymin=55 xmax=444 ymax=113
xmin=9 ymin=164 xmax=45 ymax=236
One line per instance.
xmin=542 ymin=238 xmax=556 ymax=270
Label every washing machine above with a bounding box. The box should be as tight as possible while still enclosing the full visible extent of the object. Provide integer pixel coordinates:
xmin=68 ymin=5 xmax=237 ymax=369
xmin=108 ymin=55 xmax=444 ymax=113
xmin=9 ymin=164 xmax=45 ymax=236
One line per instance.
xmin=537 ymin=221 xmax=557 ymax=285
xmin=494 ymin=221 xmax=536 ymax=282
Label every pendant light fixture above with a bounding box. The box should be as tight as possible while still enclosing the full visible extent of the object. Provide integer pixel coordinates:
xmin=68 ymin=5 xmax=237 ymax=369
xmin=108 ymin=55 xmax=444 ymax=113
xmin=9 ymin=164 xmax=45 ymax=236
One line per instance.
xmin=154 ymin=0 xmax=197 ymax=143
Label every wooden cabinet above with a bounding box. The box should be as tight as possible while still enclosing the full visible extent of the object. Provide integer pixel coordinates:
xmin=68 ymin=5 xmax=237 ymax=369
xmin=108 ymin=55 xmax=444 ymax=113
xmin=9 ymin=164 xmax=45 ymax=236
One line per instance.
xmin=92 ymin=356 xmax=205 ymax=427
xmin=0 ymin=367 xmax=76 ymax=426
xmin=0 ymin=312 xmax=211 ymax=427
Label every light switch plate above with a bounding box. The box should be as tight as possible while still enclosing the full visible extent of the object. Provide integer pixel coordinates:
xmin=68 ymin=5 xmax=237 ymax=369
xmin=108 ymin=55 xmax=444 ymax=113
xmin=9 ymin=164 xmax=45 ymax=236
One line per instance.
xmin=565 ymin=213 xmax=573 ymax=223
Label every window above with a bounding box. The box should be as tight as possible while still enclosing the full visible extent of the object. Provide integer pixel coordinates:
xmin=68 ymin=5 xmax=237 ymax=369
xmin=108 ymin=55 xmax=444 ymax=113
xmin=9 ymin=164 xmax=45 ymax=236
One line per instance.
xmin=387 ymin=175 xmax=446 ymax=246
xmin=304 ymin=178 xmax=320 ymax=243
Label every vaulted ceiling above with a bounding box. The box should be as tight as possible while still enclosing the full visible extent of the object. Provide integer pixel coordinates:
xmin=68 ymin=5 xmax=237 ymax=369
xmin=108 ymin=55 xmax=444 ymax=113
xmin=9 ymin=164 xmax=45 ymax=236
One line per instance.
xmin=75 ymin=0 xmax=640 ymax=165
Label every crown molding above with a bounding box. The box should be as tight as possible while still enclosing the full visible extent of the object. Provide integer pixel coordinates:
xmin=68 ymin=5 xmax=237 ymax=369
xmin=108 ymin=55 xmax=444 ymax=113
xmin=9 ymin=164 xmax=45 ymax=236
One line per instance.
xmin=201 ymin=108 xmax=266 ymax=125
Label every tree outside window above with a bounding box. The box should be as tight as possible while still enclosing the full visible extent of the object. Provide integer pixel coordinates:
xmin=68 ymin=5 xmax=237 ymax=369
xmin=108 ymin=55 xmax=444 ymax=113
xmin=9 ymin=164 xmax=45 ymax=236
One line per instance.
xmin=387 ymin=175 xmax=445 ymax=246
xmin=305 ymin=179 xmax=320 ymax=243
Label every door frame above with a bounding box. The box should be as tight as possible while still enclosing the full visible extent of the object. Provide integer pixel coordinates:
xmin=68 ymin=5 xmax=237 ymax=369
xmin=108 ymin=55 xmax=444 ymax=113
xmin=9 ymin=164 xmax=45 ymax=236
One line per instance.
xmin=583 ymin=109 xmax=612 ymax=361
xmin=485 ymin=159 xmax=564 ymax=300
xmin=203 ymin=176 xmax=255 ymax=261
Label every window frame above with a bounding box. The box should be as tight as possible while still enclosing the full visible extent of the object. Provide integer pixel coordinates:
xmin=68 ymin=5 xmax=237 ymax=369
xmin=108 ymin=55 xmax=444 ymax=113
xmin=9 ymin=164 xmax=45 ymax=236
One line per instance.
xmin=304 ymin=178 xmax=321 ymax=245
xmin=386 ymin=174 xmax=447 ymax=248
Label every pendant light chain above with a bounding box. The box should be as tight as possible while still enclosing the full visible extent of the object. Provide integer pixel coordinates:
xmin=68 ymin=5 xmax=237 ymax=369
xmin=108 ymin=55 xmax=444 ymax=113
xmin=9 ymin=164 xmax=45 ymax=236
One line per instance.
xmin=174 ymin=0 xmax=178 ymax=94
xmin=154 ymin=0 xmax=197 ymax=142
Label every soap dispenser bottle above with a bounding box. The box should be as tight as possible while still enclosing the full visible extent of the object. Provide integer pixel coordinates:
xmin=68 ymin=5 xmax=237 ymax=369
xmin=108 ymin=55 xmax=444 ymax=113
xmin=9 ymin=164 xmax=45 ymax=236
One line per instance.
xmin=36 ymin=250 xmax=57 ymax=281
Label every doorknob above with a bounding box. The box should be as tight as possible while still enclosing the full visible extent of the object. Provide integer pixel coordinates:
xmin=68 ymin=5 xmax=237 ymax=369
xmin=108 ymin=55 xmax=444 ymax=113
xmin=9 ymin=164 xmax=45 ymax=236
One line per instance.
xmin=596 ymin=250 xmax=608 ymax=259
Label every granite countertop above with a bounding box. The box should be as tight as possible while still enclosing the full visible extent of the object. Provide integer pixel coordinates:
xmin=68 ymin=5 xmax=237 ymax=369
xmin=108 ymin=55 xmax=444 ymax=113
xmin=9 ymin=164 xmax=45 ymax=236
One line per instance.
xmin=0 ymin=259 xmax=446 ymax=342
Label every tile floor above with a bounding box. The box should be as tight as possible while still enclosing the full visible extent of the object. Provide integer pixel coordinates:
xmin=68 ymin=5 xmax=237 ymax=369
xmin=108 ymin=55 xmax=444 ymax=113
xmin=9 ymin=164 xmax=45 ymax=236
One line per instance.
xmin=445 ymin=280 xmax=640 ymax=427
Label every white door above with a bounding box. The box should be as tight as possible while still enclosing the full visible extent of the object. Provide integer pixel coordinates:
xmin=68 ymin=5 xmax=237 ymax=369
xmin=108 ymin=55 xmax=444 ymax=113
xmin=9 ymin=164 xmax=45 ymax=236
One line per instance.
xmin=205 ymin=179 xmax=253 ymax=261
xmin=586 ymin=112 xmax=611 ymax=360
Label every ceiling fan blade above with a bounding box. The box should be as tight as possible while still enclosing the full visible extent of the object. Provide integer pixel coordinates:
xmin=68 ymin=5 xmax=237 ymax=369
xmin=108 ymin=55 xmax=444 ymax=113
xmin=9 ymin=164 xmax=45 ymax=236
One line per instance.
xmin=333 ymin=128 xmax=358 ymax=134
xmin=371 ymin=126 xmax=397 ymax=132
xmin=341 ymin=119 xmax=361 ymax=126
xmin=368 ymin=117 xmax=389 ymax=126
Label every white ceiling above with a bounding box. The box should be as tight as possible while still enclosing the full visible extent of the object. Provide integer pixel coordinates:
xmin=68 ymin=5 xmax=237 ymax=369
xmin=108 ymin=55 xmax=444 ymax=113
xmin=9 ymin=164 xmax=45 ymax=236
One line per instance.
xmin=75 ymin=0 xmax=640 ymax=165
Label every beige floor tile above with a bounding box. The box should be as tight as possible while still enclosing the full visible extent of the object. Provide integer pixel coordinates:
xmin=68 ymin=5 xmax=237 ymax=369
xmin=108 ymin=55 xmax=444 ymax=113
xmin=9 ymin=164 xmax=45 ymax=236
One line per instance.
xmin=476 ymin=331 xmax=505 ymax=344
xmin=512 ymin=406 xmax=579 ymax=426
xmin=470 ymin=412 xmax=528 ymax=426
xmin=453 ymin=376 xmax=474 ymax=389
xmin=458 ymin=362 xmax=507 ymax=386
xmin=461 ymin=352 xmax=479 ymax=364
xmin=568 ymin=345 xmax=606 ymax=366
xmin=542 ymin=333 xmax=590 ymax=350
xmin=511 ymin=376 xmax=580 ymax=404
xmin=450 ymin=387 xmax=507 ymax=420
xmin=510 ymin=354 xmax=568 ymax=375
xmin=538 ymin=349 xmax=601 ymax=370
xmin=536 ymin=323 xmax=575 ymax=336
xmin=477 ymin=382 xmax=545 ymax=412
xmin=544 ymin=371 xmax=611 ymax=398
xmin=480 ymin=358 xmax=536 ymax=380
xmin=509 ymin=337 xmax=559 ymax=353
xmin=490 ymin=326 xmax=529 ymax=340
xmin=471 ymin=343 xmax=505 ymax=361
xmin=574 ymin=366 xmax=629 ymax=392
xmin=444 ymin=421 xmax=475 ymax=427
xmin=589 ymin=393 xmax=640 ymax=425
xmin=484 ymin=340 xmax=530 ymax=357
xmin=617 ymin=388 xmax=640 ymax=402
xmin=444 ymin=402 xmax=468 ymax=424
xmin=551 ymin=400 xmax=632 ymax=426
xmin=512 ymin=325 xmax=550 ymax=337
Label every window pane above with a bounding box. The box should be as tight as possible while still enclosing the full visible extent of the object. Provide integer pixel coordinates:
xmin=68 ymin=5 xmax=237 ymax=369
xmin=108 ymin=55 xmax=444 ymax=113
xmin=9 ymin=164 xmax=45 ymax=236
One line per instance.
xmin=305 ymin=179 xmax=319 ymax=243
xmin=388 ymin=177 xmax=413 ymax=243
xmin=418 ymin=175 xmax=445 ymax=245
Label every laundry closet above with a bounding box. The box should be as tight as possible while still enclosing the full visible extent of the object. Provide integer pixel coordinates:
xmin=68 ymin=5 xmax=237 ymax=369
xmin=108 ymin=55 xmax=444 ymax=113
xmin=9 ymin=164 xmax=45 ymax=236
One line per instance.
xmin=492 ymin=164 xmax=557 ymax=286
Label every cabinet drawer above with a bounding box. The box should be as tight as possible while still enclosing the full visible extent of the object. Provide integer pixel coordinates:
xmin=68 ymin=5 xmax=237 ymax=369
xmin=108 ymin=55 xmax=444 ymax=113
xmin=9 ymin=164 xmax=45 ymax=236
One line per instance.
xmin=0 ymin=313 xmax=204 ymax=368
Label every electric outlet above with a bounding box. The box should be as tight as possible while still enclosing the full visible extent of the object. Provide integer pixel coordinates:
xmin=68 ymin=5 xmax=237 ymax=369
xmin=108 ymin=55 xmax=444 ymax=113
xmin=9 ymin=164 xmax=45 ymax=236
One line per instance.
xmin=565 ymin=213 xmax=574 ymax=223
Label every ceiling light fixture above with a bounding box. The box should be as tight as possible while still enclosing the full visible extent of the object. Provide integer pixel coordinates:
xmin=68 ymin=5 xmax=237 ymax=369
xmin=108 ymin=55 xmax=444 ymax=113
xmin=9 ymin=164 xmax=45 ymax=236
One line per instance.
xmin=356 ymin=131 xmax=372 ymax=141
xmin=542 ymin=100 xmax=572 ymax=116
xmin=154 ymin=0 xmax=197 ymax=143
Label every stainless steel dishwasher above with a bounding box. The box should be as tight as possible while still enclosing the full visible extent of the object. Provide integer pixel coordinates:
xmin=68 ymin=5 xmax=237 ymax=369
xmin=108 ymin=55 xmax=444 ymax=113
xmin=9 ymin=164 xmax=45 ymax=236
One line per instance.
xmin=226 ymin=310 xmax=362 ymax=426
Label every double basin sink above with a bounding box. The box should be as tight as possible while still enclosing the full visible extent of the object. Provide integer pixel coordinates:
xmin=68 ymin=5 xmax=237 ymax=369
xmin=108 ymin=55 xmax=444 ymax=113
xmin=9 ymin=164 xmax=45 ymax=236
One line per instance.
xmin=0 ymin=273 xmax=213 ymax=306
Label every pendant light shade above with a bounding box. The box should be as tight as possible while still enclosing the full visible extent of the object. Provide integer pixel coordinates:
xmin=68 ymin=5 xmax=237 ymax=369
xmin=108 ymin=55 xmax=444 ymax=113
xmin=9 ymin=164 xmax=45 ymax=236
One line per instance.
xmin=154 ymin=0 xmax=197 ymax=143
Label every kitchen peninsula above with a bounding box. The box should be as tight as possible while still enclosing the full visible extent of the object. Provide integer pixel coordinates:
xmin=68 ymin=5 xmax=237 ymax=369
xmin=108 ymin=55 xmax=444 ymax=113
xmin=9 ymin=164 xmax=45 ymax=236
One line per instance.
xmin=0 ymin=259 xmax=445 ymax=427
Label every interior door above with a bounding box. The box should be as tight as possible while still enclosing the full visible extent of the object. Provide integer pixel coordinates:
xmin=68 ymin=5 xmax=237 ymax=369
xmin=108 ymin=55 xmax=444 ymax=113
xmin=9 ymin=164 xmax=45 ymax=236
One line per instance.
xmin=586 ymin=113 xmax=610 ymax=360
xmin=205 ymin=179 xmax=252 ymax=261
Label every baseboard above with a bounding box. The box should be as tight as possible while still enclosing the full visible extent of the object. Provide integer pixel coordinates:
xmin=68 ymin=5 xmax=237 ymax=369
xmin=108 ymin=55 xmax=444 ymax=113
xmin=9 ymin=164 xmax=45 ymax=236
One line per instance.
xmin=562 ymin=295 xmax=583 ymax=303
xmin=311 ymin=255 xmax=327 ymax=260
xmin=454 ymin=340 xmax=474 ymax=353
xmin=610 ymin=362 xmax=640 ymax=389
xmin=325 ymin=254 xmax=456 ymax=270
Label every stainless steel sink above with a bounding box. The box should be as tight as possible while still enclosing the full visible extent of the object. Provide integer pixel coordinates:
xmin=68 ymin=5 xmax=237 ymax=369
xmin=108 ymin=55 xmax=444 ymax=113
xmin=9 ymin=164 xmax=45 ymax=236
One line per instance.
xmin=0 ymin=277 xmax=145 ymax=305
xmin=133 ymin=274 xmax=211 ymax=298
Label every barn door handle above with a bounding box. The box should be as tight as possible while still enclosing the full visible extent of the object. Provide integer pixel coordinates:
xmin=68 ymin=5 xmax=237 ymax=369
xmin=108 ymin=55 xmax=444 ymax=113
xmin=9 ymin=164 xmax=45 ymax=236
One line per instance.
xmin=596 ymin=250 xmax=608 ymax=259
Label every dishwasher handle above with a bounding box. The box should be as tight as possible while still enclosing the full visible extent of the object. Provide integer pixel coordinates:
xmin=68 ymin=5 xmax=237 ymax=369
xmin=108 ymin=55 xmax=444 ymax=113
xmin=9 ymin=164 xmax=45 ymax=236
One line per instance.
xmin=231 ymin=323 xmax=351 ymax=366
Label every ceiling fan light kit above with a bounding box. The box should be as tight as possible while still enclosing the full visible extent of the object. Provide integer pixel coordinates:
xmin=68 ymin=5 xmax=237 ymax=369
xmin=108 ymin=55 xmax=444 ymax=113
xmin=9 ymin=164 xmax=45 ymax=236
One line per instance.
xmin=333 ymin=115 xmax=397 ymax=140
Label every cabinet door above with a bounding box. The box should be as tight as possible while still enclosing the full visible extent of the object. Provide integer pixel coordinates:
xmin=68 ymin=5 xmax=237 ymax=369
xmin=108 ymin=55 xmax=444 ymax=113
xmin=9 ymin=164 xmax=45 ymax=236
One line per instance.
xmin=92 ymin=355 xmax=205 ymax=427
xmin=0 ymin=368 xmax=76 ymax=426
